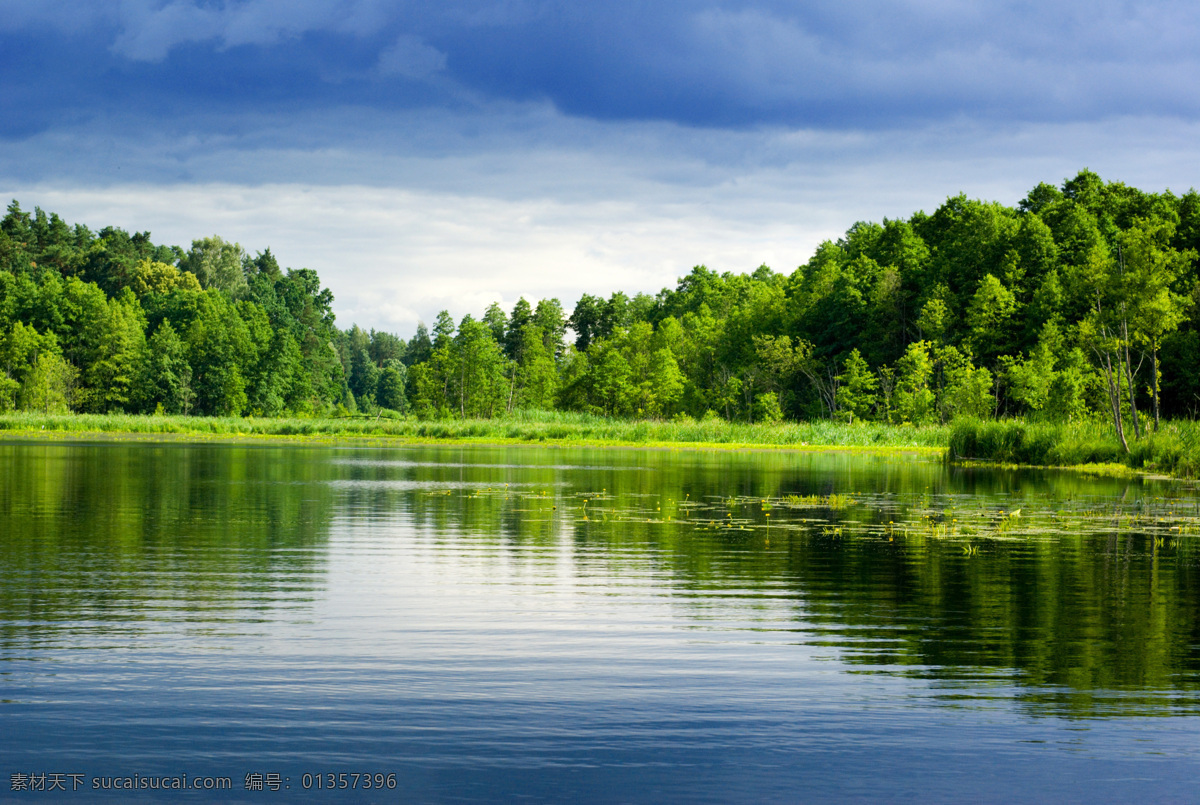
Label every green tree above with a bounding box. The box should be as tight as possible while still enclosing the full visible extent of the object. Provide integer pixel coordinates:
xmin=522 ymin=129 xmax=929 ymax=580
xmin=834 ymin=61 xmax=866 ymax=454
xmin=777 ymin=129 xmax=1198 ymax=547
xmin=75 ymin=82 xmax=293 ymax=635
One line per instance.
xmin=130 ymin=259 xmax=201 ymax=298
xmin=966 ymin=274 xmax=1018 ymax=363
xmin=916 ymin=297 xmax=950 ymax=345
xmin=376 ymin=359 xmax=408 ymax=412
xmin=405 ymin=323 xmax=432 ymax=366
xmin=180 ymin=236 xmax=248 ymax=297
xmin=506 ymin=298 xmax=534 ymax=359
xmin=416 ymin=311 xmax=459 ymax=417
xmin=935 ymin=346 xmax=993 ymax=422
xmin=247 ymin=327 xmax=304 ymax=417
xmin=754 ymin=391 xmax=784 ymax=424
xmin=511 ymin=324 xmax=559 ymax=411
xmin=568 ymin=294 xmax=604 ymax=352
xmin=482 ymin=302 xmax=508 ymax=345
xmin=368 ymin=329 xmax=405 ymax=366
xmin=533 ymin=298 xmax=568 ymax=360
xmin=1003 ymin=320 xmax=1062 ymax=416
xmin=592 ymin=341 xmax=634 ymax=418
xmin=275 ymin=268 xmax=343 ymax=408
xmin=138 ymin=320 xmax=194 ymax=414
xmin=835 ymin=349 xmax=877 ymax=423
xmin=647 ymin=347 xmax=685 ymax=418
xmin=452 ymin=315 xmax=508 ymax=417
xmin=1046 ymin=348 xmax=1092 ymax=423
xmin=185 ymin=292 xmax=252 ymax=416
xmin=0 ymin=322 xmax=59 ymax=411
xmin=407 ymin=362 xmax=441 ymax=419
xmin=349 ymin=346 xmax=380 ymax=408
xmin=893 ymin=341 xmax=936 ymax=424
xmin=20 ymin=350 xmax=75 ymax=412
xmin=1077 ymin=245 xmax=1132 ymax=451
xmin=67 ymin=284 xmax=148 ymax=413
xmin=1120 ymin=218 xmax=1194 ymax=429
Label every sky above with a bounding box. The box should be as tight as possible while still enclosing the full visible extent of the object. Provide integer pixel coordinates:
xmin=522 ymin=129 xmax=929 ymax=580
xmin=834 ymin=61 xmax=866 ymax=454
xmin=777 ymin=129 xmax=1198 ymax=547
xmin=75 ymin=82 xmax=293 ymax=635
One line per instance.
xmin=3 ymin=1 xmax=1199 ymax=336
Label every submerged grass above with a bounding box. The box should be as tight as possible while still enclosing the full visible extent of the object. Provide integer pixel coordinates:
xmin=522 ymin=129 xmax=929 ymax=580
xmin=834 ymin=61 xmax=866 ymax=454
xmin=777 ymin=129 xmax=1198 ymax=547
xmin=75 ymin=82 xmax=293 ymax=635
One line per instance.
xmin=0 ymin=410 xmax=948 ymax=453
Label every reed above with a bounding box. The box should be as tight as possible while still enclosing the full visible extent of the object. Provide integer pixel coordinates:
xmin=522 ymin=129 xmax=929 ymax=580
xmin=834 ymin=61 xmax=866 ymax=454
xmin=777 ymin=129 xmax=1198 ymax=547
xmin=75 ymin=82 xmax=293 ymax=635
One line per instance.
xmin=949 ymin=418 xmax=1200 ymax=478
xmin=7 ymin=410 xmax=1196 ymax=477
xmin=0 ymin=410 xmax=948 ymax=450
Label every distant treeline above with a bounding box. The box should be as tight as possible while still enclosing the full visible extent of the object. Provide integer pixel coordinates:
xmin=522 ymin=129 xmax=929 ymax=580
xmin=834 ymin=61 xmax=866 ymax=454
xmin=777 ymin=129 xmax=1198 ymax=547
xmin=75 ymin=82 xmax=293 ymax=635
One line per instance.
xmin=2 ymin=169 xmax=1199 ymax=453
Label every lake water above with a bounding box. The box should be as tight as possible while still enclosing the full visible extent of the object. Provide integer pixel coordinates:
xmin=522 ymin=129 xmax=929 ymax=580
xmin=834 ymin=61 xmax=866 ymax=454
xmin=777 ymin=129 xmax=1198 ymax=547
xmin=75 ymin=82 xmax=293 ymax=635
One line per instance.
xmin=1 ymin=440 xmax=1198 ymax=802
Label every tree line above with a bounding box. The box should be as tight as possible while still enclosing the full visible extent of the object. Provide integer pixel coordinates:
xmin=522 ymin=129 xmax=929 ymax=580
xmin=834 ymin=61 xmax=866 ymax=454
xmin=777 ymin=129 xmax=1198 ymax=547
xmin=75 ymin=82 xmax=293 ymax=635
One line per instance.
xmin=0 ymin=207 xmax=346 ymax=416
xmin=3 ymin=170 xmax=1199 ymax=450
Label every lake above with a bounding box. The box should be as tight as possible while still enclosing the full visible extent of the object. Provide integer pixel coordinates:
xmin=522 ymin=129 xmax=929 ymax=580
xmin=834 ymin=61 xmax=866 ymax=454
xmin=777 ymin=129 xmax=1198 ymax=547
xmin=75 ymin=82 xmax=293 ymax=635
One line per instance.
xmin=1 ymin=440 xmax=1198 ymax=802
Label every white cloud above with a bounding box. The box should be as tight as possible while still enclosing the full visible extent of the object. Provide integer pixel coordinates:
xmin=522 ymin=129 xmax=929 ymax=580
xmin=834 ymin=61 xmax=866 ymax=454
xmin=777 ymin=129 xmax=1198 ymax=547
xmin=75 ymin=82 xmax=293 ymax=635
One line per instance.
xmin=10 ymin=182 xmax=835 ymax=334
xmin=4 ymin=110 xmax=1198 ymax=337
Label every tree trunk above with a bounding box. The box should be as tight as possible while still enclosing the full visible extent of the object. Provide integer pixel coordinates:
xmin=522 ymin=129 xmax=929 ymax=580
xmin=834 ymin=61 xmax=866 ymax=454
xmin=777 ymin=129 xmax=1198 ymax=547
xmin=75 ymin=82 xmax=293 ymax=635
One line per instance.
xmin=1120 ymin=325 xmax=1142 ymax=440
xmin=1094 ymin=344 xmax=1130 ymax=454
xmin=1107 ymin=354 xmax=1131 ymax=453
xmin=1151 ymin=343 xmax=1161 ymax=431
xmin=797 ymin=361 xmax=837 ymax=418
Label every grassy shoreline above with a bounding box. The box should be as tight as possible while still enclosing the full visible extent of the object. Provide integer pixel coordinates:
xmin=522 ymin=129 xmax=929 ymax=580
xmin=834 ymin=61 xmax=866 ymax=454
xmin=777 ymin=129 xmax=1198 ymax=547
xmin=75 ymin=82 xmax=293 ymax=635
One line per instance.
xmin=949 ymin=418 xmax=1200 ymax=479
xmin=2 ymin=412 xmax=1197 ymax=477
xmin=0 ymin=411 xmax=947 ymax=455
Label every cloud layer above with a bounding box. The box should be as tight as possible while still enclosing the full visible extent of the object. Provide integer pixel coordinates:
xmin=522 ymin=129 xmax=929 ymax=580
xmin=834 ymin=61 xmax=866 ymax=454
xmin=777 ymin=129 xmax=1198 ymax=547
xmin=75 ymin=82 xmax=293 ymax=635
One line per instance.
xmin=4 ymin=0 xmax=1200 ymax=140
xmin=11 ymin=113 xmax=1197 ymax=334
xmin=3 ymin=1 xmax=1199 ymax=334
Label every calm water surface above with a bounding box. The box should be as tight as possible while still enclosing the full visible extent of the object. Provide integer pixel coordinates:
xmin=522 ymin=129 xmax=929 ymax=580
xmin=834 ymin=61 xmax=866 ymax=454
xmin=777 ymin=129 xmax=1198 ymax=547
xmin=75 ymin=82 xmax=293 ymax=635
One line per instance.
xmin=1 ymin=440 xmax=1198 ymax=802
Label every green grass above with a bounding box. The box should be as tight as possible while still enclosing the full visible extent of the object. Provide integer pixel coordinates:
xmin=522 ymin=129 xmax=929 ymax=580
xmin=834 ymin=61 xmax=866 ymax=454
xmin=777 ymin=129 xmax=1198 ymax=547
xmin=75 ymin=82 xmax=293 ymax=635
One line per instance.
xmin=949 ymin=418 xmax=1200 ymax=478
xmin=6 ymin=410 xmax=1198 ymax=477
xmin=0 ymin=409 xmax=948 ymax=453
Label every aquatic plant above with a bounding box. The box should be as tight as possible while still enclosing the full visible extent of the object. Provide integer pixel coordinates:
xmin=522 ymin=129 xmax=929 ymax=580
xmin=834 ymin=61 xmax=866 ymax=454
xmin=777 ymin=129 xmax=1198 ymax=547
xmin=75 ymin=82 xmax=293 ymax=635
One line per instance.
xmin=949 ymin=418 xmax=1200 ymax=478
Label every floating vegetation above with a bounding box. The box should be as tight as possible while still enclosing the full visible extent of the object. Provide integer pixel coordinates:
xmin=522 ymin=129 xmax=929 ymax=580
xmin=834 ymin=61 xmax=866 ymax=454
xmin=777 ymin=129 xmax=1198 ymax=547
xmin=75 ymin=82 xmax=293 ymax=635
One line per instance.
xmin=782 ymin=493 xmax=856 ymax=509
xmin=404 ymin=480 xmax=1200 ymax=558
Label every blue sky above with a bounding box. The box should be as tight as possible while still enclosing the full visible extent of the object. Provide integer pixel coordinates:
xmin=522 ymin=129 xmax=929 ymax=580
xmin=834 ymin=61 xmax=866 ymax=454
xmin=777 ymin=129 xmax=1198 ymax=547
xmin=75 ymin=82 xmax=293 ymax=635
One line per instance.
xmin=3 ymin=1 xmax=1199 ymax=334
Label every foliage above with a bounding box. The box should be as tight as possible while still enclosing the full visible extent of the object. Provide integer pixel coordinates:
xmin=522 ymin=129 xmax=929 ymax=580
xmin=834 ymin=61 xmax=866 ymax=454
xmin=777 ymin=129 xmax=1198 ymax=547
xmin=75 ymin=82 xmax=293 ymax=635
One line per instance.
xmin=0 ymin=202 xmax=346 ymax=417
xmin=3 ymin=168 xmax=1200 ymax=470
xmin=945 ymin=418 xmax=1200 ymax=475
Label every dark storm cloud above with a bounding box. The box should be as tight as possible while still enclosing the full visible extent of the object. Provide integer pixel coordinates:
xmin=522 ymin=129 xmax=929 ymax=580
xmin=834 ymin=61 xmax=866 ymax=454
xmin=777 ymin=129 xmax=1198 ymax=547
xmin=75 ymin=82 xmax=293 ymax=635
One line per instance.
xmin=3 ymin=1 xmax=1199 ymax=141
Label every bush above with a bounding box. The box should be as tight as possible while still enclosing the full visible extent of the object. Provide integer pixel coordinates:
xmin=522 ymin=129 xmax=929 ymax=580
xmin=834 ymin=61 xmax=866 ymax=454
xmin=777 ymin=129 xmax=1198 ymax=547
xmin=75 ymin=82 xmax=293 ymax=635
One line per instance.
xmin=948 ymin=417 xmax=1197 ymax=475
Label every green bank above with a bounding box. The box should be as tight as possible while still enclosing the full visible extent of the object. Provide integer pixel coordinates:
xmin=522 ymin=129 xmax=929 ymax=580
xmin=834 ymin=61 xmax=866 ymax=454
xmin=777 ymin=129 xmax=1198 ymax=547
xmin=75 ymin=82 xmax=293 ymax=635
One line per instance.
xmin=4 ymin=411 xmax=1200 ymax=478
xmin=0 ymin=410 xmax=947 ymax=454
xmin=948 ymin=418 xmax=1200 ymax=478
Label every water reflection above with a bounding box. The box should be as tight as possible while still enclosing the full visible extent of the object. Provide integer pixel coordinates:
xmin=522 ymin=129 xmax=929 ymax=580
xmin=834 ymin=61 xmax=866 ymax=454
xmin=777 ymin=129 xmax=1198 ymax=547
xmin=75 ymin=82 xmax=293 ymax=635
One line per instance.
xmin=329 ymin=446 xmax=1200 ymax=718
xmin=0 ymin=443 xmax=333 ymax=653
xmin=1 ymin=440 xmax=1199 ymax=801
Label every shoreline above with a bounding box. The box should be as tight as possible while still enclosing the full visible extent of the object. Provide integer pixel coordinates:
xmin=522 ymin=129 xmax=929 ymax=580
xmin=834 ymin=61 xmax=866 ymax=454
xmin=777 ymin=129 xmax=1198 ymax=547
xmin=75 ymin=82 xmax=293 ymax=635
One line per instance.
xmin=1 ymin=414 xmax=1191 ymax=479
xmin=0 ymin=423 xmax=947 ymax=458
xmin=0 ymin=412 xmax=948 ymax=453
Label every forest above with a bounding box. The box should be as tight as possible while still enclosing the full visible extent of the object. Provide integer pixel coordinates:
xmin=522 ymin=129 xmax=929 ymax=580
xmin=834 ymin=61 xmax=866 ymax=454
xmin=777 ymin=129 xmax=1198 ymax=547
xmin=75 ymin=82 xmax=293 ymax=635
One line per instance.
xmin=2 ymin=169 xmax=1198 ymax=453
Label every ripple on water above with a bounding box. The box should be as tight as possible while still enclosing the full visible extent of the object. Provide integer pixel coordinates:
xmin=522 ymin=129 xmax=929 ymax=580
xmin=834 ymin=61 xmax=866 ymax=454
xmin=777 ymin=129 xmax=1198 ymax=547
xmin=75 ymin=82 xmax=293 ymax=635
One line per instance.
xmin=1 ymin=442 xmax=1198 ymax=802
